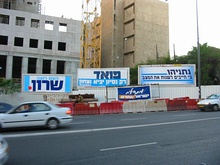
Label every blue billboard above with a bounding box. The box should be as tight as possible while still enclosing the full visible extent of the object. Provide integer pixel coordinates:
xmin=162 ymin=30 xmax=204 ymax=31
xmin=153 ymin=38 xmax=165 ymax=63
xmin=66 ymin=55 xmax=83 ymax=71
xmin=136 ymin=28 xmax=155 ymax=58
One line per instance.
xmin=22 ymin=74 xmax=72 ymax=93
xmin=117 ymin=86 xmax=151 ymax=101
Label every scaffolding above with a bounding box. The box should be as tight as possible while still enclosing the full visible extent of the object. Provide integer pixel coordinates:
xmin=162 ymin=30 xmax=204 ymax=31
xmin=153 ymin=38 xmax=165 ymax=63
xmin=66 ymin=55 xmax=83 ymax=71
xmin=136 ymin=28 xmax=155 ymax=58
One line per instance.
xmin=80 ymin=0 xmax=101 ymax=68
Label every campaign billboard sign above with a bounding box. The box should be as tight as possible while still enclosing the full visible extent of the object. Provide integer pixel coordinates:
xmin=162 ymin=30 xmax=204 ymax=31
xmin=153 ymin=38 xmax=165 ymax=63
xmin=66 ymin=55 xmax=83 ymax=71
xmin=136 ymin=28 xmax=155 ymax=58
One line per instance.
xmin=117 ymin=86 xmax=151 ymax=101
xmin=138 ymin=64 xmax=196 ymax=85
xmin=77 ymin=68 xmax=130 ymax=87
xmin=22 ymin=74 xmax=72 ymax=93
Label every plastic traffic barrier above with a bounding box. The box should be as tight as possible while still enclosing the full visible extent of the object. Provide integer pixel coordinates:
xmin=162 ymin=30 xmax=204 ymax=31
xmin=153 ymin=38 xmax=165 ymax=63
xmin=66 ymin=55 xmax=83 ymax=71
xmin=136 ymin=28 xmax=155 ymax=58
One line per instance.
xmin=173 ymin=97 xmax=190 ymax=100
xmin=174 ymin=99 xmax=187 ymax=110
xmin=146 ymin=100 xmax=167 ymax=112
xmin=56 ymin=103 xmax=74 ymax=115
xmin=154 ymin=98 xmax=170 ymax=104
xmin=122 ymin=101 xmax=146 ymax=113
xmin=74 ymin=103 xmax=99 ymax=115
xmin=99 ymin=102 xmax=123 ymax=114
xmin=167 ymin=100 xmax=176 ymax=111
xmin=186 ymin=99 xmax=199 ymax=110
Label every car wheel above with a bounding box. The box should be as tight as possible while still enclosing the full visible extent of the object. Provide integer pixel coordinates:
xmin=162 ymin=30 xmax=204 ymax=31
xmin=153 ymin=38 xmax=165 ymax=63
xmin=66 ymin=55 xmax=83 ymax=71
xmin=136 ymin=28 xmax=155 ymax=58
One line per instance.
xmin=213 ymin=105 xmax=219 ymax=111
xmin=47 ymin=118 xmax=59 ymax=130
xmin=200 ymin=109 xmax=205 ymax=111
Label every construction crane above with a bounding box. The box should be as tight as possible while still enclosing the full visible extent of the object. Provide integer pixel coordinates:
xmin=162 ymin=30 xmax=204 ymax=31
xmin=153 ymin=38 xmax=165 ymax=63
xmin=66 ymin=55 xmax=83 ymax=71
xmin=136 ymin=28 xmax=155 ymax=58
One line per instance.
xmin=80 ymin=0 xmax=101 ymax=68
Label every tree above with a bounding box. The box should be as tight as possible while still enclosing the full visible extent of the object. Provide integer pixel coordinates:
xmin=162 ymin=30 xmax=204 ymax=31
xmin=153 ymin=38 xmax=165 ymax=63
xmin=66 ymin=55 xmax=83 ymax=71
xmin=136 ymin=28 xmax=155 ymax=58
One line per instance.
xmin=183 ymin=43 xmax=220 ymax=85
xmin=0 ymin=78 xmax=21 ymax=94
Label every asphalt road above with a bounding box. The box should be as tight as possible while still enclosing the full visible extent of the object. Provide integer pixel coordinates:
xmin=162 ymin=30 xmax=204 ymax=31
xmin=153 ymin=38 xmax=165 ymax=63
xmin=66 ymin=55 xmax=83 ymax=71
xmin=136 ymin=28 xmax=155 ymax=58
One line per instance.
xmin=2 ymin=110 xmax=220 ymax=165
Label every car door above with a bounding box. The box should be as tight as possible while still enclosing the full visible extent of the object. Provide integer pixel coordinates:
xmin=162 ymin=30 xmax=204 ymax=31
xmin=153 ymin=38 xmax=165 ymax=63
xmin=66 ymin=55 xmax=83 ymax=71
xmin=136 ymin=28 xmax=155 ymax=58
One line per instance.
xmin=26 ymin=103 xmax=52 ymax=126
xmin=1 ymin=105 xmax=33 ymax=128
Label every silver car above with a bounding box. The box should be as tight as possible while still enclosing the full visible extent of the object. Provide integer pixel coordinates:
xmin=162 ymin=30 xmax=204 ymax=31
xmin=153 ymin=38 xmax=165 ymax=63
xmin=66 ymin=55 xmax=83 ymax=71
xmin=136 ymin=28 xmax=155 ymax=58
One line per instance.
xmin=0 ymin=101 xmax=73 ymax=130
xmin=0 ymin=134 xmax=9 ymax=165
xmin=197 ymin=94 xmax=220 ymax=111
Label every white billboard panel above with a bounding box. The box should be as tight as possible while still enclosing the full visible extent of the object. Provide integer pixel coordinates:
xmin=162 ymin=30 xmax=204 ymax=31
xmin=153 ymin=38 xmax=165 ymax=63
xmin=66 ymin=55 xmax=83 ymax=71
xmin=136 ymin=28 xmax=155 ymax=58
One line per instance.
xmin=138 ymin=64 xmax=196 ymax=85
xmin=77 ymin=68 xmax=130 ymax=87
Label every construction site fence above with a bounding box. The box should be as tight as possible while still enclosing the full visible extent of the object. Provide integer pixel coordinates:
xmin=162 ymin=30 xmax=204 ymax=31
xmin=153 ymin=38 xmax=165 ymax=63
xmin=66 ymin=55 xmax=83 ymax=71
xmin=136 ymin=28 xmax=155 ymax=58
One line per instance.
xmin=1 ymin=85 xmax=220 ymax=106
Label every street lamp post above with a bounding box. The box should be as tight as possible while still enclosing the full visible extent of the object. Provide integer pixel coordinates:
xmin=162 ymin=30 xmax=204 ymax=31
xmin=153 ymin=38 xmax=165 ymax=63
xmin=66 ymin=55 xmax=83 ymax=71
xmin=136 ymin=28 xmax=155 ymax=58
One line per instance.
xmin=165 ymin=0 xmax=201 ymax=98
xmin=196 ymin=0 xmax=201 ymax=99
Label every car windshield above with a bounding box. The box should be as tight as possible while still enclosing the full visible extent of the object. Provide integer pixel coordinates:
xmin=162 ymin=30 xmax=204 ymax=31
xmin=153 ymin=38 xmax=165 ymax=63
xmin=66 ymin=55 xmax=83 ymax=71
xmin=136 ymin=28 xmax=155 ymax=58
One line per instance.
xmin=0 ymin=103 xmax=14 ymax=113
xmin=5 ymin=106 xmax=17 ymax=114
xmin=206 ymin=94 xmax=220 ymax=99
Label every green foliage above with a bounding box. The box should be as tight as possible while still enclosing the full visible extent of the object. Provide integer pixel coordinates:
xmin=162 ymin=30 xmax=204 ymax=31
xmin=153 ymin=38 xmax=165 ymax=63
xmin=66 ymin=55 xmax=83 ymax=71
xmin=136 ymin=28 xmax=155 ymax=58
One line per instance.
xmin=130 ymin=43 xmax=220 ymax=85
xmin=0 ymin=78 xmax=21 ymax=94
xmin=130 ymin=65 xmax=139 ymax=85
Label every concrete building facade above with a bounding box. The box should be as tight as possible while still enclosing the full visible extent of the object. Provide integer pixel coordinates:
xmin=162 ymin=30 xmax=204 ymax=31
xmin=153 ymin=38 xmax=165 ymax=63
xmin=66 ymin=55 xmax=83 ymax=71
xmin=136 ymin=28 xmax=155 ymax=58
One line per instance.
xmin=0 ymin=0 xmax=81 ymax=89
xmin=0 ymin=0 xmax=41 ymax=14
xmin=101 ymin=0 xmax=169 ymax=68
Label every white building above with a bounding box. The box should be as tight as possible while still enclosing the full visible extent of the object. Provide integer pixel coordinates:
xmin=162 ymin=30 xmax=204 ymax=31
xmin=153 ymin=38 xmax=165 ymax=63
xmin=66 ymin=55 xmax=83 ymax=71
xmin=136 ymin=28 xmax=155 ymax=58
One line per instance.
xmin=0 ymin=0 xmax=81 ymax=89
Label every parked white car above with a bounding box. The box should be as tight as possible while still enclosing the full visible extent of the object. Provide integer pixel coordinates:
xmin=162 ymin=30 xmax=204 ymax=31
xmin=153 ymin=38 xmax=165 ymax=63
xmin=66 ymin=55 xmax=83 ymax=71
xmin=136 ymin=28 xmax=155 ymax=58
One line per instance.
xmin=0 ymin=134 xmax=9 ymax=165
xmin=197 ymin=94 xmax=220 ymax=111
xmin=0 ymin=101 xmax=73 ymax=130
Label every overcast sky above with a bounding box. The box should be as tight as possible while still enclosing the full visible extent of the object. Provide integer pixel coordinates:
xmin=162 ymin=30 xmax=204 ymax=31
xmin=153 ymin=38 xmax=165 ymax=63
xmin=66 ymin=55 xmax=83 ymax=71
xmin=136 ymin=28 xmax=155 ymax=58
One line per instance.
xmin=41 ymin=0 xmax=220 ymax=57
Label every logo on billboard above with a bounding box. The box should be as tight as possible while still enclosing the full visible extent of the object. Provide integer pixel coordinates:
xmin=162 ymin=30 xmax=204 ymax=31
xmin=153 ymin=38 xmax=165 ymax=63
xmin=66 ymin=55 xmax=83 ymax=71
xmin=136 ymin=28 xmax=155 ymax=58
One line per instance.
xmin=117 ymin=86 xmax=151 ymax=101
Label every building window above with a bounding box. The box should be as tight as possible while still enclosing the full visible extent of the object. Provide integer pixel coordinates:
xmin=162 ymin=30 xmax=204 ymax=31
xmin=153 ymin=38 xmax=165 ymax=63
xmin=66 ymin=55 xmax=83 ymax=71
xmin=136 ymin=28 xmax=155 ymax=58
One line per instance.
xmin=45 ymin=21 xmax=54 ymax=30
xmin=0 ymin=14 xmax=9 ymax=24
xmin=0 ymin=55 xmax=6 ymax=78
xmin=59 ymin=23 xmax=67 ymax=32
xmin=43 ymin=59 xmax=51 ymax=74
xmin=27 ymin=2 xmax=32 ymax=5
xmin=28 ymin=58 xmax=37 ymax=73
xmin=16 ymin=17 xmax=25 ymax=26
xmin=0 ymin=35 xmax=8 ymax=45
xmin=44 ymin=40 xmax=52 ymax=50
xmin=57 ymin=61 xmax=65 ymax=74
xmin=12 ymin=56 xmax=22 ymax=79
xmin=3 ymin=1 xmax=9 ymax=9
xmin=58 ymin=42 xmax=66 ymax=51
xmin=14 ymin=37 xmax=24 ymax=47
xmin=29 ymin=39 xmax=38 ymax=48
xmin=31 ymin=19 xmax=39 ymax=28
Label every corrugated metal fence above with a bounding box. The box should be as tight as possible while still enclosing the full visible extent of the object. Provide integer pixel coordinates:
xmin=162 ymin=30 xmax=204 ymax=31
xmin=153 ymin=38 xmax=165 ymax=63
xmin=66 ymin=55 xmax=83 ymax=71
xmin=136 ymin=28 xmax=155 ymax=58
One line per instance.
xmin=0 ymin=85 xmax=220 ymax=106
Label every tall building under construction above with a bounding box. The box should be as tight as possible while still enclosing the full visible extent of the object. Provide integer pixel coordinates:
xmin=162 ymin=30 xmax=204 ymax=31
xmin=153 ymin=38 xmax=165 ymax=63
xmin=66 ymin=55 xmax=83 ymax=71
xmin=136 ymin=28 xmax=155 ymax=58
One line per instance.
xmin=0 ymin=0 xmax=81 ymax=88
xmin=101 ymin=0 xmax=169 ymax=68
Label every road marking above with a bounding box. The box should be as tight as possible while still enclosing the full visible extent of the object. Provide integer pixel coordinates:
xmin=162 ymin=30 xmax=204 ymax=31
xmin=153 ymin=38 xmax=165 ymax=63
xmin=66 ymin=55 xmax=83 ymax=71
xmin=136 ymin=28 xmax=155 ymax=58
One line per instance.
xmin=3 ymin=116 xmax=220 ymax=138
xmin=173 ymin=114 xmax=196 ymax=117
xmin=121 ymin=118 xmax=147 ymax=121
xmin=100 ymin=142 xmax=157 ymax=152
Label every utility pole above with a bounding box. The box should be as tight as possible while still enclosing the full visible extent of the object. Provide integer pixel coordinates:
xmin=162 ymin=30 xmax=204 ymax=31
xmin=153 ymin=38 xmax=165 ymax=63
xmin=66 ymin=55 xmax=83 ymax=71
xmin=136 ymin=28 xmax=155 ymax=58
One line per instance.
xmin=196 ymin=0 xmax=201 ymax=99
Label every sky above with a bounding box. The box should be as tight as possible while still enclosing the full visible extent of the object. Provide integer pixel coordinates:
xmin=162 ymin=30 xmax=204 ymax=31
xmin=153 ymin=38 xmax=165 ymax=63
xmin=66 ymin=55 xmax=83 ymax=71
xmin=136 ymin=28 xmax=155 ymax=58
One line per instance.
xmin=41 ymin=0 xmax=220 ymax=57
